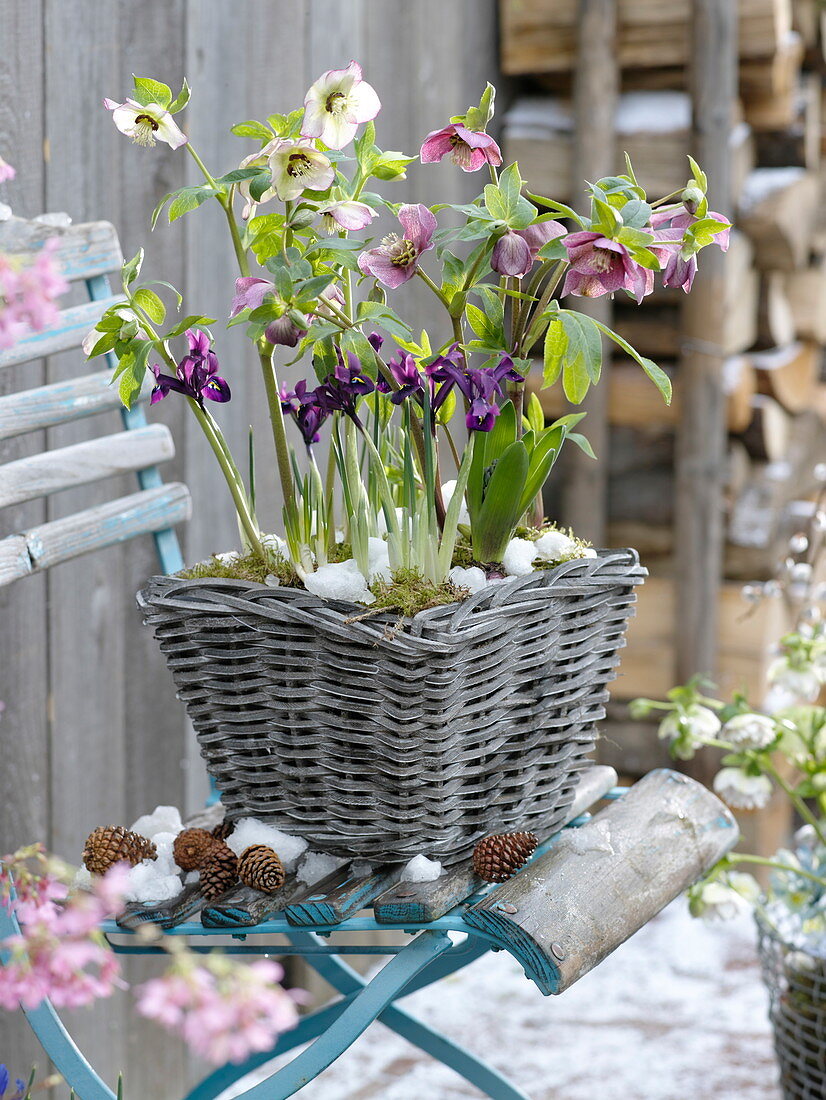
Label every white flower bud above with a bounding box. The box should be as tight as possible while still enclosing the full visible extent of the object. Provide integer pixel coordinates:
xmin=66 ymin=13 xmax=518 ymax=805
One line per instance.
xmin=713 ymin=767 xmax=772 ymax=811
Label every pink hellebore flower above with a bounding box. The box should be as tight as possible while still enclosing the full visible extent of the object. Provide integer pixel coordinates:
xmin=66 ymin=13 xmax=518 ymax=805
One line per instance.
xmin=420 ymin=123 xmax=502 ymax=173
xmin=267 ymin=139 xmax=334 ymax=202
xmin=230 ymin=277 xmax=343 ymax=347
xmin=491 ymin=220 xmax=566 ymax=278
xmin=318 ymin=200 xmax=378 ymax=233
xmin=301 ymin=61 xmax=381 ymax=149
xmin=0 ymin=155 xmax=15 ymax=183
xmin=103 ymin=98 xmax=187 ymax=150
xmin=562 ymin=231 xmax=649 ymax=303
xmin=357 ymin=203 xmax=436 ymax=289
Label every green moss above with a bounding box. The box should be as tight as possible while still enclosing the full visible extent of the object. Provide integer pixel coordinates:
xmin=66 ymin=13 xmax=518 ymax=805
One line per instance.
xmin=327 ymin=541 xmax=352 ymax=563
xmin=177 ymin=550 xmax=301 ymax=587
xmin=368 ymin=568 xmax=468 ymax=617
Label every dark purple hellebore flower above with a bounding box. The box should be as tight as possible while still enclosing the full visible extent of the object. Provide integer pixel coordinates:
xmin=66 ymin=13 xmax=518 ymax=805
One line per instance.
xmin=357 ymin=204 xmax=437 ymax=289
xmin=230 ymin=276 xmax=307 ymax=347
xmin=649 ymin=207 xmax=730 ymax=294
xmin=491 ymin=220 xmax=567 ymax=278
xmin=561 ymin=231 xmax=650 ymax=304
xmin=150 ymin=329 xmax=230 ymax=406
xmin=419 ymin=123 xmax=502 ymax=173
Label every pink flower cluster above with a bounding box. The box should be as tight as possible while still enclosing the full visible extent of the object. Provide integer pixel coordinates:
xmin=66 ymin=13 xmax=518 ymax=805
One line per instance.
xmin=0 ymin=851 xmax=127 ymax=1011
xmin=0 ymin=238 xmax=68 ymax=349
xmin=136 ymin=955 xmax=299 ymax=1065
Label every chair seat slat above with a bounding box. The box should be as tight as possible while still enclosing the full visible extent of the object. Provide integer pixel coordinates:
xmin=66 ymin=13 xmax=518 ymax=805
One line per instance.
xmin=0 ymin=370 xmax=150 ymax=441
xmin=0 ymin=483 xmax=191 ymax=583
xmin=0 ymin=425 xmax=175 ymax=508
xmin=0 ymin=217 xmax=123 ymax=282
xmin=0 ymin=296 xmax=125 ymax=370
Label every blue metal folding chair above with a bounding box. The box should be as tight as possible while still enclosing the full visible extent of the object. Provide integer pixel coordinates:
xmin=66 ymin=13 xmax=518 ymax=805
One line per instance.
xmin=0 ymin=216 xmax=739 ymax=1100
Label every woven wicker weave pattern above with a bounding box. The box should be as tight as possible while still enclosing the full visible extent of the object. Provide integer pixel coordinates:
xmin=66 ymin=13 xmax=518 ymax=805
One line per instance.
xmin=139 ymin=548 xmax=645 ymax=865
xmin=758 ymin=916 xmax=826 ymax=1099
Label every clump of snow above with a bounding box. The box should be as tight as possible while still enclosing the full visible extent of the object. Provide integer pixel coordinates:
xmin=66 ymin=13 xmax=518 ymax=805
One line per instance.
xmin=400 ymin=855 xmax=443 ymax=882
xmin=556 ymin=820 xmax=613 ymax=856
xmin=367 ymin=537 xmax=392 ymax=583
xmin=302 ymin=559 xmax=375 ymax=605
xmin=350 ymin=860 xmax=374 ymax=879
xmin=534 ymin=530 xmax=576 ymax=562
xmin=740 ymin=166 xmax=805 ymax=213
xmin=502 ymin=538 xmax=537 ymax=577
xmin=124 ymin=860 xmax=183 ymax=904
xmin=73 ymin=866 xmax=93 ymax=890
xmin=264 ymin=574 xmax=281 ymax=587
xmin=151 ymin=832 xmax=181 ymax=877
xmin=449 ymin=565 xmax=488 ymax=594
xmin=130 ymin=805 xmax=183 ymax=841
xmin=581 ymin=548 xmax=597 ymax=558
xmin=441 ymin=480 xmax=470 ymax=526
xmin=215 ymin=550 xmax=241 ymax=565
xmin=751 ymin=342 xmax=803 ymax=372
xmin=262 ymin=532 xmax=288 ymax=557
xmin=296 ymin=851 xmax=348 ymax=886
xmin=504 ymin=91 xmax=690 ymax=139
xmin=185 ymin=870 xmax=200 ymax=885
xmin=226 ymin=819 xmax=309 ymax=872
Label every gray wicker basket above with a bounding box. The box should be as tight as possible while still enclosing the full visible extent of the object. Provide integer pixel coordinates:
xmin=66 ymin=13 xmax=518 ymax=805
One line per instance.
xmin=138 ymin=547 xmax=645 ymax=864
xmin=757 ymin=913 xmax=826 ymax=1099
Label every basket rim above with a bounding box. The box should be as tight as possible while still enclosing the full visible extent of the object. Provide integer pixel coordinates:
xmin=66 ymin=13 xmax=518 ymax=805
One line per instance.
xmin=138 ymin=545 xmax=646 ymax=648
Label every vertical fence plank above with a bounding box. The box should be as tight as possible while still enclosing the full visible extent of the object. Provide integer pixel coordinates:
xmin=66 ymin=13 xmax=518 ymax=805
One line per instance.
xmin=0 ymin=0 xmax=52 ymax=1079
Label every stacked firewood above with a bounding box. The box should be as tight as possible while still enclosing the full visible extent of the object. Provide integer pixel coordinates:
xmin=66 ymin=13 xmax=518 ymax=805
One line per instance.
xmin=504 ymin=0 xmax=826 ymax=703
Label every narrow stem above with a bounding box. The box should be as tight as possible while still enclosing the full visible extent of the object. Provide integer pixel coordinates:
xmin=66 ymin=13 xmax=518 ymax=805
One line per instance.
xmin=257 ymin=344 xmax=297 ymax=514
xmin=441 ymin=422 xmax=462 ymax=473
xmin=765 ymin=759 xmax=826 ymax=848
xmin=185 ymin=143 xmax=218 ymax=188
xmin=416 ymin=266 xmax=462 ymax=348
xmin=185 ymin=144 xmax=250 ymax=277
xmin=729 ymin=853 xmax=826 ymax=890
xmin=325 ymin=426 xmax=337 ymax=551
xmin=520 ymin=261 xmax=569 ymax=354
xmin=188 ymin=399 xmax=265 ymax=558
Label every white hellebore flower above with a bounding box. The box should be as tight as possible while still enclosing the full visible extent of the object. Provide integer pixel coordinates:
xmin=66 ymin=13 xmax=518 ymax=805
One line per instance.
xmin=104 ymin=98 xmax=187 ymax=149
xmin=318 ymin=200 xmax=379 ymax=233
xmin=722 ymin=712 xmax=776 ymax=751
xmin=691 ymin=874 xmax=760 ymax=923
xmin=301 ymin=61 xmax=381 ymax=149
xmin=768 ymin=656 xmax=821 ymax=702
xmin=267 ymin=139 xmax=335 ymax=202
xmin=713 ymin=767 xmax=772 ymax=811
xmin=657 ymin=704 xmax=721 ymax=747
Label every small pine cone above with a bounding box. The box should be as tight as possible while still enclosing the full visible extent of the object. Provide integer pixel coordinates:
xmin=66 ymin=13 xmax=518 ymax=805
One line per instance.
xmin=200 ymin=841 xmax=239 ymax=900
xmin=238 ymin=845 xmax=285 ymax=894
xmin=83 ymin=825 xmax=157 ymax=875
xmin=173 ymin=828 xmax=219 ymax=872
xmin=472 ymin=831 xmax=538 ymax=883
xmin=211 ymin=819 xmax=236 ymax=843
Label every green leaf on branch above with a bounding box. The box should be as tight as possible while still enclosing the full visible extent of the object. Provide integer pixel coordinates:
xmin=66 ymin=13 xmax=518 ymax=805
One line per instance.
xmin=620 ymin=199 xmax=653 ymax=229
xmin=484 ymin=163 xmax=535 ymax=230
xmin=165 ymin=314 xmax=217 ymax=338
xmin=86 ymin=330 xmax=119 ymax=358
xmin=133 ymin=288 xmax=166 ymax=325
xmin=356 ymin=301 xmax=413 ymax=342
xmin=543 ymin=315 xmax=567 ymax=388
xmin=132 ymin=76 xmax=172 ymax=109
xmin=168 ymin=78 xmax=191 ymax=114
xmin=526 ymin=192 xmax=586 ymax=226
xmin=168 ymin=186 xmax=214 ymax=223
xmin=231 ymin=120 xmax=274 ymax=142
xmin=591 ymin=318 xmax=673 ymax=404
xmin=121 ymin=248 xmax=144 ymax=290
xmin=542 ymin=310 xmax=602 ymax=403
xmin=465 ymin=302 xmax=505 ymax=349
xmin=525 ymin=391 xmax=545 ymax=435
xmin=371 ymin=151 xmax=416 ymax=181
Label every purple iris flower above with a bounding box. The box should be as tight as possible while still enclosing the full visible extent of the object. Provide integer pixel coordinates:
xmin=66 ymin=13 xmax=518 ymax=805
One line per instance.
xmin=386 ymin=351 xmax=424 ymax=405
xmin=0 ymin=1067 xmax=26 ymax=1100
xmin=150 ymin=329 xmax=230 ymax=406
xmin=280 ymin=378 xmax=313 ymax=415
xmin=293 ymin=402 xmax=328 ymax=447
xmin=313 ymin=348 xmax=375 ymax=422
xmin=428 ymin=352 xmax=524 ymax=432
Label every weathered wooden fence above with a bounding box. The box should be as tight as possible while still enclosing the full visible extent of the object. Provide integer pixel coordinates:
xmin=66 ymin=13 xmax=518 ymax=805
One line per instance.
xmin=0 ymin=1 xmax=498 ymax=1092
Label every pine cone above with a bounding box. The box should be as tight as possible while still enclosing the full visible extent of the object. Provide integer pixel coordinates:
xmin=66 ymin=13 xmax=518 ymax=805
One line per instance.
xmin=472 ymin=831 xmax=538 ymax=883
xmin=173 ymin=828 xmax=218 ymax=872
xmin=200 ymin=840 xmax=239 ymax=900
xmin=238 ymin=845 xmax=285 ymax=894
xmin=211 ymin=819 xmax=236 ymax=843
xmin=82 ymin=826 xmax=157 ymax=875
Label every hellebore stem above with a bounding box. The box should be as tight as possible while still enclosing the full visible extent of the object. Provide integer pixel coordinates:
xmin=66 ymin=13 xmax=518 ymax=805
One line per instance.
xmin=185 ymin=144 xmax=251 ymax=277
xmin=728 ymin=853 xmax=826 ymax=890
xmin=257 ymin=342 xmax=297 ymax=517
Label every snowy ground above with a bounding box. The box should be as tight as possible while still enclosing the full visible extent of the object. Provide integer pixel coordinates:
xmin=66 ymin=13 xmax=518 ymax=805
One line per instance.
xmin=221 ymin=899 xmax=782 ymax=1100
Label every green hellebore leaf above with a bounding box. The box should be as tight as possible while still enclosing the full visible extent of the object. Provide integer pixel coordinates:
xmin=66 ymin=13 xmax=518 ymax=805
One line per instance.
xmin=371 ymin=151 xmax=416 ymax=180
xmin=165 ymin=314 xmax=217 ymax=339
xmin=231 ymin=119 xmax=274 ymax=142
xmin=121 ymin=248 xmax=144 ymax=290
xmin=590 ymin=317 xmax=673 ymax=404
xmin=543 ymin=315 xmax=567 ymax=388
xmin=86 ymin=330 xmax=119 ymax=358
xmin=526 ymin=391 xmax=545 ymax=435
xmin=168 ymin=77 xmax=191 ymax=114
xmin=686 ymin=155 xmax=708 ymax=194
xmin=168 ymin=186 xmax=214 ymax=223
xmin=620 ymin=199 xmax=653 ymax=229
xmin=248 ymin=170 xmax=273 ymax=202
xmin=132 ymin=76 xmax=172 ymax=110
xmin=133 ymin=287 xmax=165 ymax=325
xmin=484 ymin=163 xmax=535 ymax=230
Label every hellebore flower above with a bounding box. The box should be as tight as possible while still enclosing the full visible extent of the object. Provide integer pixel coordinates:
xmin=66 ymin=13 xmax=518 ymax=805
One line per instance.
xmin=103 ymin=97 xmax=187 ymax=149
xmin=492 ymin=220 xmax=567 ymax=278
xmin=562 ymin=231 xmax=650 ymax=303
xmin=649 ymin=207 xmax=730 ymax=293
xmin=419 ymin=123 xmax=502 ymax=172
xmin=237 ymin=141 xmax=279 ymax=219
xmin=385 ymin=351 xmax=424 ymax=405
xmin=0 ymin=155 xmax=15 ymax=183
xmin=318 ymin=200 xmax=379 ymax=233
xmin=713 ymin=768 xmax=772 ymax=812
xmin=357 ymin=203 xmax=436 ymax=289
xmin=150 ymin=330 xmax=230 ymax=405
xmin=301 ymin=61 xmax=381 ymax=149
xmin=229 ymin=276 xmax=308 ymax=347
xmin=267 ymin=139 xmax=334 ymax=202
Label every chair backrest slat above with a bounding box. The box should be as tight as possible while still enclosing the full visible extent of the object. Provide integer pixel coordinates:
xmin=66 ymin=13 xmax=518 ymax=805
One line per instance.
xmin=0 ymin=483 xmax=191 ymax=587
xmin=0 ymin=425 xmax=175 ymax=509
xmin=0 ymin=215 xmax=187 ymax=583
xmin=0 ymin=370 xmax=150 ymax=441
xmin=0 ymin=218 xmax=122 ymax=282
xmin=0 ymin=295 xmax=124 ymax=370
